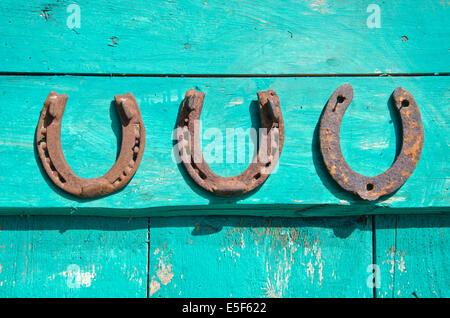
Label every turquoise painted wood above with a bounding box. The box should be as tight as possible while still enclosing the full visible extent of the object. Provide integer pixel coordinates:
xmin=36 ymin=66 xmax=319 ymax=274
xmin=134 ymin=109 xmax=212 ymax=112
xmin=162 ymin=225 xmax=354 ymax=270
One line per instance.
xmin=0 ymin=0 xmax=449 ymax=299
xmin=0 ymin=0 xmax=449 ymax=74
xmin=375 ymin=214 xmax=450 ymax=298
xmin=148 ymin=215 xmax=373 ymax=297
xmin=0 ymin=216 xmax=148 ymax=297
xmin=0 ymin=76 xmax=448 ymax=216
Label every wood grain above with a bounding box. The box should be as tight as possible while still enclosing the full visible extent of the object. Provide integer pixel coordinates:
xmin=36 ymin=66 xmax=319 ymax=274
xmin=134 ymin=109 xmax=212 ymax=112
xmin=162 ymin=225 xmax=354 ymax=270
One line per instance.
xmin=0 ymin=0 xmax=449 ymax=299
xmin=0 ymin=76 xmax=447 ymax=216
xmin=375 ymin=214 xmax=450 ymax=298
xmin=148 ymin=215 xmax=373 ymax=297
xmin=0 ymin=215 xmax=148 ymax=297
xmin=0 ymin=0 xmax=448 ymax=74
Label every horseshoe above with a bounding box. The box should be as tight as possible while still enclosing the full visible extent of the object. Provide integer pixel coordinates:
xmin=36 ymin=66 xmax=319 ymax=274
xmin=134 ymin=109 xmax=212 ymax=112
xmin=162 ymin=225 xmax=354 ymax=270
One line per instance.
xmin=176 ymin=89 xmax=285 ymax=197
xmin=319 ymin=84 xmax=424 ymax=201
xmin=36 ymin=91 xmax=146 ymax=198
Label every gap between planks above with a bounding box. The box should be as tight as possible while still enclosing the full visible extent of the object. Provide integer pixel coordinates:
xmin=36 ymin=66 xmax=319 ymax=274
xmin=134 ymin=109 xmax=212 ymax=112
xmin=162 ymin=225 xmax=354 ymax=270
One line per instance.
xmin=146 ymin=217 xmax=151 ymax=298
xmin=0 ymin=72 xmax=449 ymax=78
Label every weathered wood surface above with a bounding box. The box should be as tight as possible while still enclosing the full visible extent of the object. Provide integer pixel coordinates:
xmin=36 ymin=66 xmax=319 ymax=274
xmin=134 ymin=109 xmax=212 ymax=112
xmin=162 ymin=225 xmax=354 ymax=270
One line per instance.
xmin=0 ymin=0 xmax=449 ymax=74
xmin=0 ymin=0 xmax=448 ymax=299
xmin=1 ymin=213 xmax=448 ymax=297
xmin=375 ymin=214 xmax=450 ymax=298
xmin=0 ymin=215 xmax=148 ymax=297
xmin=150 ymin=213 xmax=450 ymax=298
xmin=148 ymin=215 xmax=373 ymax=297
xmin=0 ymin=76 xmax=448 ymax=216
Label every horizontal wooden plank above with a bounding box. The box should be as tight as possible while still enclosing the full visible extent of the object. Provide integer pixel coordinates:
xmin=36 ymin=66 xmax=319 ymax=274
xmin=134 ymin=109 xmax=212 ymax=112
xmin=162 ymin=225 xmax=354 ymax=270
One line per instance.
xmin=149 ymin=215 xmax=373 ymax=297
xmin=0 ymin=76 xmax=448 ymax=216
xmin=375 ymin=214 xmax=450 ymax=298
xmin=0 ymin=215 xmax=148 ymax=297
xmin=0 ymin=0 xmax=449 ymax=74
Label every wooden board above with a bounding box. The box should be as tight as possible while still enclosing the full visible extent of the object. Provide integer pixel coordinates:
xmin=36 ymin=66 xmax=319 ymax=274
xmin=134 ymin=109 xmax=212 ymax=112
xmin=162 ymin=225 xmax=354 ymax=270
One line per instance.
xmin=0 ymin=215 xmax=148 ymax=297
xmin=0 ymin=76 xmax=448 ymax=216
xmin=0 ymin=0 xmax=449 ymax=74
xmin=149 ymin=215 xmax=373 ymax=297
xmin=0 ymin=0 xmax=449 ymax=299
xmin=375 ymin=214 xmax=450 ymax=298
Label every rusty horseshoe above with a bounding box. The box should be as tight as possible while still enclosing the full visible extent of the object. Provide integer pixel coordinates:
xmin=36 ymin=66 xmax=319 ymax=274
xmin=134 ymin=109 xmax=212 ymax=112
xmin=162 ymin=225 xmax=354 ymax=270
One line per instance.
xmin=319 ymin=84 xmax=424 ymax=201
xmin=36 ymin=91 xmax=146 ymax=198
xmin=176 ymin=89 xmax=285 ymax=197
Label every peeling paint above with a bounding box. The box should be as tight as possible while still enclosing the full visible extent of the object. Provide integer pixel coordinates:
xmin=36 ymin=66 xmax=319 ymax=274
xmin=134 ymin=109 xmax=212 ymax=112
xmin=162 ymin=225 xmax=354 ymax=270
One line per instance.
xmin=224 ymin=221 xmax=330 ymax=296
xmin=227 ymin=97 xmax=244 ymax=107
xmin=360 ymin=141 xmax=389 ymax=150
xmin=397 ymin=251 xmax=407 ymax=273
xmin=305 ymin=238 xmax=324 ymax=286
xmin=149 ymin=279 xmax=161 ymax=296
xmin=384 ymin=247 xmax=407 ymax=276
xmin=306 ymin=0 xmax=334 ymax=14
xmin=59 ymin=264 xmax=97 ymax=288
xmin=156 ymin=251 xmax=174 ymax=286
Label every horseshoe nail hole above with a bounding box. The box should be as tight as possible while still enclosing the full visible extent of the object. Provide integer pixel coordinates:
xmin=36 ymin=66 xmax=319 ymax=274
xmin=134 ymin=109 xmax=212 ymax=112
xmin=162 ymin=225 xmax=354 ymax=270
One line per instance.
xmin=132 ymin=140 xmax=140 ymax=161
xmin=50 ymin=162 xmax=56 ymax=171
xmin=254 ymin=173 xmax=261 ymax=180
xmin=194 ymin=168 xmax=206 ymax=180
xmin=401 ymin=100 xmax=409 ymax=107
xmin=337 ymin=95 xmax=346 ymax=103
xmin=265 ymin=162 xmax=271 ymax=167
xmin=191 ymin=161 xmax=207 ymax=180
xmin=58 ymin=174 xmax=66 ymax=184
xmin=366 ymin=183 xmax=374 ymax=191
